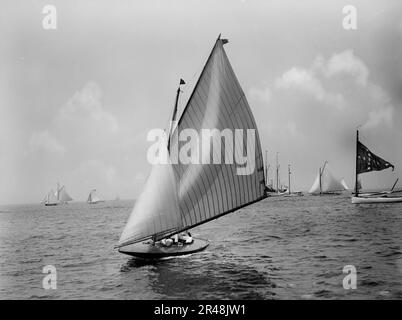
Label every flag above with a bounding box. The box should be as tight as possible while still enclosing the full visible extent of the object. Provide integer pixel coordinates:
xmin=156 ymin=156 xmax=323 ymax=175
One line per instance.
xmin=180 ymin=79 xmax=185 ymax=85
xmin=357 ymin=141 xmax=394 ymax=174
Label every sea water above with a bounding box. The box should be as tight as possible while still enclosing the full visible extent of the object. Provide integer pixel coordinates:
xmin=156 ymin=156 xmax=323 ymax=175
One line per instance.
xmin=1 ymin=194 xmax=402 ymax=299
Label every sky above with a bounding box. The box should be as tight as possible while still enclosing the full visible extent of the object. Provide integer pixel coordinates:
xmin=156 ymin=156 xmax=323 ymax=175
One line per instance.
xmin=1 ymin=0 xmax=402 ymax=204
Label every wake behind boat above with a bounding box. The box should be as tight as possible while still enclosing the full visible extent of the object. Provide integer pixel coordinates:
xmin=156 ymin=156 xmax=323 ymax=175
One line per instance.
xmin=351 ymin=130 xmax=402 ymax=204
xmin=116 ymin=36 xmax=267 ymax=259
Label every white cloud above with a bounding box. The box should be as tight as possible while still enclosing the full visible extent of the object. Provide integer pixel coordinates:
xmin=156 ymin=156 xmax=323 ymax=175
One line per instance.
xmin=322 ymin=50 xmax=369 ymax=86
xmin=274 ymin=50 xmax=394 ymax=129
xmin=276 ymin=67 xmax=322 ymax=95
xmin=28 ymin=82 xmax=120 ymax=157
xmin=275 ymin=67 xmax=346 ymax=110
xmin=57 ymin=81 xmax=119 ymax=134
xmin=29 ymin=130 xmax=65 ymax=154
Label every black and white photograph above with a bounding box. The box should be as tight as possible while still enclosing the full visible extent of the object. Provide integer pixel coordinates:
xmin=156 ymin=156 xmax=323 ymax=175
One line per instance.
xmin=1 ymin=0 xmax=402 ymax=305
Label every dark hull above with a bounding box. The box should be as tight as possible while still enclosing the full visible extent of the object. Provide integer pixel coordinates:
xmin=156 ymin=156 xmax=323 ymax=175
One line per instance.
xmin=44 ymin=203 xmax=58 ymax=206
xmin=118 ymin=238 xmax=209 ymax=259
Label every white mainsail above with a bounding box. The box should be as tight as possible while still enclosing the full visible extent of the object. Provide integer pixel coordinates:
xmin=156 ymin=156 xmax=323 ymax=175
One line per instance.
xmin=41 ymin=193 xmax=48 ymax=203
xmin=58 ymin=185 xmax=73 ymax=202
xmin=45 ymin=189 xmax=59 ymax=205
xmin=87 ymin=189 xmax=101 ymax=204
xmin=309 ymin=163 xmax=347 ymax=194
xmin=309 ymin=174 xmax=321 ymax=194
xmin=118 ymin=37 xmax=266 ymax=247
xmin=42 ymin=183 xmax=72 ymax=205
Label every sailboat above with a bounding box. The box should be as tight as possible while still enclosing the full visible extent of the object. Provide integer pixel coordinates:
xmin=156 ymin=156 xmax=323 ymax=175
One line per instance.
xmin=263 ymin=150 xmax=276 ymax=195
xmin=42 ymin=189 xmax=59 ymax=206
xmin=57 ymin=185 xmax=73 ymax=204
xmin=309 ymin=161 xmax=347 ymax=195
xmin=283 ymin=164 xmax=303 ymax=197
xmin=42 ymin=183 xmax=73 ymax=206
xmin=116 ymin=36 xmax=267 ymax=259
xmin=87 ymin=189 xmax=104 ymax=204
xmin=352 ymin=130 xmax=402 ymax=204
xmin=268 ymin=152 xmax=287 ymax=196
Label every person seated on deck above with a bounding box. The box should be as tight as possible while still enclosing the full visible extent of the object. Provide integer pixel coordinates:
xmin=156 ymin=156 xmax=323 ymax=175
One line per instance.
xmin=168 ymin=234 xmax=179 ymax=245
xmin=161 ymin=238 xmax=173 ymax=247
xmin=179 ymin=231 xmax=193 ymax=244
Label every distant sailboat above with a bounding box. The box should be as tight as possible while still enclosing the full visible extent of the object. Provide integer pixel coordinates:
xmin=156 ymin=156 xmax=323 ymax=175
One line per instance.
xmin=43 ymin=189 xmax=59 ymax=206
xmin=283 ymin=164 xmax=303 ymax=197
xmin=57 ymin=185 xmax=73 ymax=204
xmin=263 ymin=150 xmax=276 ymax=195
xmin=42 ymin=183 xmax=73 ymax=206
xmin=269 ymin=152 xmax=287 ymax=196
xmin=116 ymin=36 xmax=266 ymax=259
xmin=87 ymin=189 xmax=103 ymax=204
xmin=352 ymin=130 xmax=402 ymax=204
xmin=309 ymin=161 xmax=347 ymax=195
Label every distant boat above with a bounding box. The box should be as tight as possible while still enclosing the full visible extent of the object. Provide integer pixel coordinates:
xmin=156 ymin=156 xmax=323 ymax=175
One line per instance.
xmin=87 ymin=189 xmax=104 ymax=204
xmin=283 ymin=164 xmax=303 ymax=197
xmin=309 ymin=161 xmax=347 ymax=195
xmin=263 ymin=150 xmax=280 ymax=195
xmin=116 ymin=36 xmax=267 ymax=259
xmin=352 ymin=130 xmax=402 ymax=204
xmin=268 ymin=152 xmax=288 ymax=196
xmin=42 ymin=183 xmax=73 ymax=206
xmin=57 ymin=185 xmax=73 ymax=204
xmin=42 ymin=189 xmax=59 ymax=206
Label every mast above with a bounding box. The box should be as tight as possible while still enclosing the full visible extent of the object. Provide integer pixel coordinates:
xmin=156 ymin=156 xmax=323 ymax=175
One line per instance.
xmin=319 ymin=167 xmax=322 ymax=194
xmin=288 ymin=164 xmax=291 ymax=194
xmin=276 ymin=152 xmax=279 ymax=193
xmin=355 ymin=130 xmax=359 ymax=197
xmin=265 ymin=150 xmax=268 ymax=185
xmin=167 ymin=79 xmax=185 ymax=152
xmin=320 ymin=160 xmax=328 ymax=194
